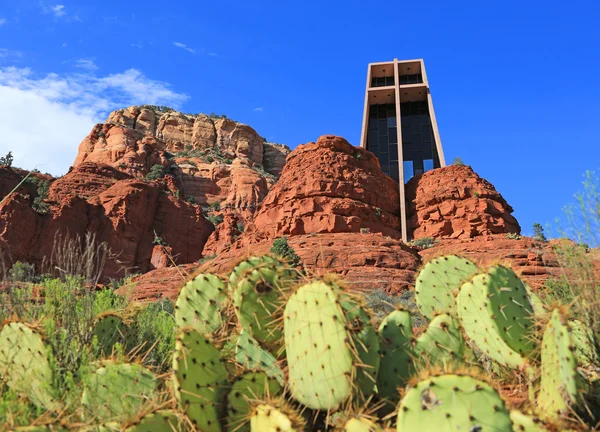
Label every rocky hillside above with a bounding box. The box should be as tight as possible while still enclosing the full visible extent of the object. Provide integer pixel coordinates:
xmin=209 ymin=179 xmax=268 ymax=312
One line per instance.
xmin=0 ymin=106 xmax=585 ymax=296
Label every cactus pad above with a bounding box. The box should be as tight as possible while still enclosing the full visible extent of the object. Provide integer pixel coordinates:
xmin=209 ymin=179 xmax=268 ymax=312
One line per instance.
xmin=414 ymin=314 xmax=466 ymax=367
xmin=231 ymin=256 xmax=297 ymax=345
xmin=457 ymin=266 xmax=534 ymax=368
xmin=249 ymin=402 xmax=303 ymax=432
xmin=235 ymin=330 xmax=285 ymax=385
xmin=396 ymin=374 xmax=512 ymax=431
xmin=284 ymin=281 xmax=354 ymax=410
xmin=124 ymin=410 xmax=185 ymax=431
xmin=175 ymin=273 xmax=228 ymax=334
xmin=509 ymin=410 xmax=548 ymax=432
xmin=173 ymin=328 xmax=228 ymax=432
xmin=415 ymin=255 xmax=479 ymax=319
xmin=0 ymin=322 xmax=57 ymax=410
xmin=538 ymin=308 xmax=580 ymax=421
xmin=81 ymin=362 xmax=158 ymax=422
xmin=339 ymin=295 xmax=380 ymax=399
xmin=226 ymin=372 xmax=282 ymax=432
xmin=342 ymin=417 xmax=383 ymax=432
xmin=376 ymin=310 xmax=413 ymax=401
xmin=93 ymin=312 xmax=128 ymax=355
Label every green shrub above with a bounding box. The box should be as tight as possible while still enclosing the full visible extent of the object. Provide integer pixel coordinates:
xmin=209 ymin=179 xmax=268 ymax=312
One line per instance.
xmin=207 ymin=214 xmax=224 ymax=226
xmin=186 ymin=196 xmax=197 ymax=205
xmin=144 ymin=164 xmax=165 ymax=181
xmin=0 ymin=151 xmax=13 ymax=168
xmin=25 ymin=176 xmax=51 ymax=214
xmin=152 ymin=233 xmax=166 ymax=246
xmin=409 ymin=237 xmax=438 ymax=249
xmin=452 ymin=157 xmax=465 ymax=166
xmin=506 ymin=232 xmax=523 ymax=240
xmin=533 ymin=223 xmax=547 ymax=242
xmin=8 ymin=261 xmax=35 ymax=283
xmin=236 ymin=222 xmax=245 ymax=233
xmin=270 ymin=236 xmax=301 ymax=266
xmin=209 ymin=201 xmax=221 ymax=211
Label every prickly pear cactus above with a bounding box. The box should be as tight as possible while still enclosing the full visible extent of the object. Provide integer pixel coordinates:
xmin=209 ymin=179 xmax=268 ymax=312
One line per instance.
xmin=525 ymin=284 xmax=546 ymax=317
xmin=175 ymin=273 xmax=228 ymax=334
xmin=376 ymin=309 xmax=413 ymax=401
xmin=93 ymin=312 xmax=128 ymax=355
xmin=415 ymin=255 xmax=479 ymax=319
xmin=235 ymin=330 xmax=285 ymax=385
xmin=509 ymin=410 xmax=548 ymax=432
xmin=173 ymin=328 xmax=228 ymax=432
xmin=457 ymin=266 xmax=535 ymax=368
xmin=0 ymin=322 xmax=57 ymax=410
xmin=342 ymin=417 xmax=384 ymax=432
xmin=250 ymin=401 xmax=304 ymax=432
xmin=414 ymin=314 xmax=466 ymax=367
xmin=226 ymin=372 xmax=282 ymax=432
xmin=538 ymin=308 xmax=582 ymax=421
xmin=230 ymin=256 xmax=297 ymax=346
xmin=568 ymin=319 xmax=599 ymax=370
xmin=396 ymin=374 xmax=512 ymax=431
xmin=81 ymin=362 xmax=158 ymax=422
xmin=340 ymin=295 xmax=380 ymax=398
xmin=124 ymin=410 xmax=185 ymax=432
xmin=284 ymin=281 xmax=378 ymax=410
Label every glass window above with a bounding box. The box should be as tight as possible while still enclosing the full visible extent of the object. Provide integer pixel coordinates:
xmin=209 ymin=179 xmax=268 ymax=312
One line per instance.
xmin=387 ymin=117 xmax=397 ymax=127
xmin=390 ymin=161 xmax=399 ymax=182
xmin=403 ymin=160 xmax=414 ymax=181
xmin=388 ymin=128 xmax=397 ymax=143
xmin=424 ymin=159 xmax=434 ymax=172
xmin=379 ymin=152 xmax=389 ymax=166
xmin=378 ymin=135 xmax=388 ymax=146
xmin=389 ymin=144 xmax=398 ymax=160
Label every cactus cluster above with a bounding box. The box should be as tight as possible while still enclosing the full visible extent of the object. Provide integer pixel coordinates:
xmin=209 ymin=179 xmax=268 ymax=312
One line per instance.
xmin=2 ymin=252 xmax=599 ymax=431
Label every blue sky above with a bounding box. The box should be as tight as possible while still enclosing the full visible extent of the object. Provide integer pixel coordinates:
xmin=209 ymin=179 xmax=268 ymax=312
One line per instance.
xmin=0 ymin=0 xmax=599 ymax=237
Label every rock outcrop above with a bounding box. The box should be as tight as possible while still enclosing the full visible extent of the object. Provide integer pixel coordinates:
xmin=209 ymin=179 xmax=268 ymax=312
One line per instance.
xmin=73 ymin=106 xmax=290 ymax=226
xmin=0 ymin=163 xmax=213 ymax=281
xmin=243 ymin=135 xmax=402 ymax=241
xmin=406 ymin=165 xmax=520 ymax=239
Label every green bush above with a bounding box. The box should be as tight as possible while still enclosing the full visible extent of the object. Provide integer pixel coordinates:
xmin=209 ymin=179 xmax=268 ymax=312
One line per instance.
xmin=207 ymin=214 xmax=224 ymax=226
xmin=0 ymin=151 xmax=13 ymax=168
xmin=532 ymin=223 xmax=547 ymax=242
xmin=8 ymin=261 xmax=35 ymax=283
xmin=144 ymin=164 xmax=165 ymax=181
xmin=452 ymin=157 xmax=465 ymax=166
xmin=270 ymin=236 xmax=301 ymax=266
xmin=186 ymin=196 xmax=197 ymax=205
xmin=506 ymin=232 xmax=523 ymax=240
xmin=408 ymin=237 xmax=438 ymax=249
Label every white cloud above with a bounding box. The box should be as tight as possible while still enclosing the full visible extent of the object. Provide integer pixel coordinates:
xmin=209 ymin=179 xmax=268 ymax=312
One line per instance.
xmin=0 ymin=18 xmax=7 ymax=27
xmin=74 ymin=59 xmax=97 ymax=71
xmin=253 ymin=107 xmax=264 ymax=112
xmin=0 ymin=49 xmax=22 ymax=59
xmin=61 ymin=42 xmax=68 ymax=48
xmin=51 ymin=5 xmax=66 ymax=17
xmin=0 ymin=67 xmax=188 ymax=175
xmin=173 ymin=42 xmax=196 ymax=54
xmin=131 ymin=42 xmax=143 ymax=49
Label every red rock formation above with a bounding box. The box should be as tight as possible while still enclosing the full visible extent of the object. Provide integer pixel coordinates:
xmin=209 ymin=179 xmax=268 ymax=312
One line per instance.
xmin=73 ymin=106 xmax=289 ymax=224
xmin=242 ymin=135 xmax=402 ymax=242
xmin=117 ymin=264 xmax=197 ymax=301
xmin=0 ymin=166 xmax=213 ymax=281
xmin=406 ymin=165 xmax=520 ymax=240
xmin=48 ymin=162 xmax=132 ymax=202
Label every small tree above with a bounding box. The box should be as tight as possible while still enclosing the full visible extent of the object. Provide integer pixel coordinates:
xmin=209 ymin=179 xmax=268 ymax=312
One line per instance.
xmin=271 ymin=236 xmax=301 ymax=267
xmin=452 ymin=157 xmax=465 ymax=166
xmin=9 ymin=261 xmax=35 ymax=282
xmin=0 ymin=151 xmax=13 ymax=168
xmin=144 ymin=165 xmax=165 ymax=181
xmin=532 ymin=223 xmax=547 ymax=242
